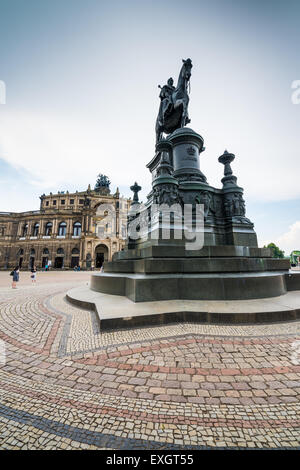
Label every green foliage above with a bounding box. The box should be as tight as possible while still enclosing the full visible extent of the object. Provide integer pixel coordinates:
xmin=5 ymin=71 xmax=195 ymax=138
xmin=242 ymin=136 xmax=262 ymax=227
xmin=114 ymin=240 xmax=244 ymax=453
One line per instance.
xmin=264 ymin=243 xmax=285 ymax=259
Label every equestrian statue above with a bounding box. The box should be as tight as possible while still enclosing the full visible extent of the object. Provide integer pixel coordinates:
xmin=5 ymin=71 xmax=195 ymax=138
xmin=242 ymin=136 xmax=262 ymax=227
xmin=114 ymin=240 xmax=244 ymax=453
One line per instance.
xmin=155 ymin=58 xmax=192 ymax=143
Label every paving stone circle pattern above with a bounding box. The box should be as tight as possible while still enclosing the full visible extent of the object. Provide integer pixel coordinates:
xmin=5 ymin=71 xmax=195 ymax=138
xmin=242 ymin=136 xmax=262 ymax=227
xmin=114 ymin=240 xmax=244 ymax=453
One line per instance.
xmin=0 ymin=272 xmax=299 ymax=449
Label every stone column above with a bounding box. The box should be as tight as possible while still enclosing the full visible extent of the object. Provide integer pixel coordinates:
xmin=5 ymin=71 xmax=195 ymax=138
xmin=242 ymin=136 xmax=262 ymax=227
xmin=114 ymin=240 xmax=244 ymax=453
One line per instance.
xmin=39 ymin=218 xmax=43 ymax=238
xmin=81 ymin=214 xmax=85 ymax=234
xmin=52 ymin=218 xmax=58 ymax=237
xmin=80 ymin=239 xmax=85 ymax=267
xmin=17 ymin=221 xmax=22 ymax=238
xmin=49 ymin=244 xmax=55 ymax=269
xmin=64 ymin=242 xmax=70 ymax=268
xmin=67 ymin=218 xmax=72 ymax=238
xmin=168 ymin=127 xmax=206 ymax=183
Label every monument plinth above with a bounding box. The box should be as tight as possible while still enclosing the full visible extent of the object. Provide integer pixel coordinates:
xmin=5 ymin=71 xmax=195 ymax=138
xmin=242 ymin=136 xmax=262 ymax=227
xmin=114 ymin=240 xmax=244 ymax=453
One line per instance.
xmin=68 ymin=59 xmax=300 ymax=326
xmin=168 ymin=128 xmax=206 ymax=183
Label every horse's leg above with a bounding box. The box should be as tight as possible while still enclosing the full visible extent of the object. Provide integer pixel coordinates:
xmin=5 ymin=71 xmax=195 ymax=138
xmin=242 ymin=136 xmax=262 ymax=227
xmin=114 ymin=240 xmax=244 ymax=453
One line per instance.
xmin=156 ymin=125 xmax=162 ymax=144
xmin=185 ymin=98 xmax=190 ymax=125
xmin=181 ymin=102 xmax=186 ymax=128
xmin=155 ymin=119 xmax=161 ymax=144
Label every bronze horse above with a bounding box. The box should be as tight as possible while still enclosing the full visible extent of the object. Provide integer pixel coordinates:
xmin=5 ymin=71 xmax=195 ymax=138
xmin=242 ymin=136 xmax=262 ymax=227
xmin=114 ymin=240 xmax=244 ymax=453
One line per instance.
xmin=155 ymin=58 xmax=192 ymax=143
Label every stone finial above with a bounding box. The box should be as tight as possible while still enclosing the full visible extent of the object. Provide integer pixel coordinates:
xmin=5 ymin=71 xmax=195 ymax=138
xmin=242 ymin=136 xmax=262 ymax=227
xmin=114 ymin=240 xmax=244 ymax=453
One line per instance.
xmin=218 ymin=150 xmax=235 ymax=176
xmin=218 ymin=150 xmax=237 ymax=188
xmin=130 ymin=182 xmax=141 ymax=205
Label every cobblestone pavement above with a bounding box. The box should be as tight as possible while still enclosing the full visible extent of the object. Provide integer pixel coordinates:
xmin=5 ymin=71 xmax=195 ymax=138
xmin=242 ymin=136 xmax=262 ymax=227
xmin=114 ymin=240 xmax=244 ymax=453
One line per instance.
xmin=0 ymin=272 xmax=300 ymax=449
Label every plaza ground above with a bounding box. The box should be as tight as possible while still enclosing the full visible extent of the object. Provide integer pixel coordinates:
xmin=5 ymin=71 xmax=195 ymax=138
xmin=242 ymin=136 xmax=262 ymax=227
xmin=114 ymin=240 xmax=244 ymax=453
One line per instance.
xmin=0 ymin=271 xmax=299 ymax=449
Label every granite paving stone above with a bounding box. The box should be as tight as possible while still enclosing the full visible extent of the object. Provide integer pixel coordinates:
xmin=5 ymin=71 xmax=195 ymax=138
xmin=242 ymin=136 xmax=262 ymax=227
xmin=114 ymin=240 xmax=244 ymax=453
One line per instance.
xmin=0 ymin=272 xmax=299 ymax=449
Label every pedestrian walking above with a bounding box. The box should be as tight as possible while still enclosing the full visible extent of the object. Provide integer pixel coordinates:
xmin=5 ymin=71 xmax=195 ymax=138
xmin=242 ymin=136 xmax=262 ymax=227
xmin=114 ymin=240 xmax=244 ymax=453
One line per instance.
xmin=10 ymin=266 xmax=19 ymax=289
xmin=31 ymin=266 xmax=37 ymax=284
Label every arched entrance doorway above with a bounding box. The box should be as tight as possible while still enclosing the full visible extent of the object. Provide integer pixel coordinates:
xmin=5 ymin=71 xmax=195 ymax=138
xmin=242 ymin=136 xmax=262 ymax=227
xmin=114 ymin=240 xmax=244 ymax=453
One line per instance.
xmin=95 ymin=244 xmax=108 ymax=268
xmin=29 ymin=249 xmax=35 ymax=269
xmin=55 ymin=248 xmax=64 ymax=269
xmin=17 ymin=249 xmax=24 ymax=268
xmin=42 ymin=248 xmax=49 ymax=268
xmin=71 ymin=247 xmax=80 ymax=268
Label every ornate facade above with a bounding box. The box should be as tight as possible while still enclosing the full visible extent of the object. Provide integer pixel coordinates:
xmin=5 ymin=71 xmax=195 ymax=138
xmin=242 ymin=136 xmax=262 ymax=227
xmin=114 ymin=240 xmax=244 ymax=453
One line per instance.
xmin=0 ymin=177 xmax=130 ymax=270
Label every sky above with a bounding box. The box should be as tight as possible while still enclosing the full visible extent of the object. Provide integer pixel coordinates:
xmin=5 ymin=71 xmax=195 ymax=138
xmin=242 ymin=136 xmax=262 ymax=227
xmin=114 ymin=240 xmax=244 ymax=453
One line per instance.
xmin=0 ymin=0 xmax=300 ymax=254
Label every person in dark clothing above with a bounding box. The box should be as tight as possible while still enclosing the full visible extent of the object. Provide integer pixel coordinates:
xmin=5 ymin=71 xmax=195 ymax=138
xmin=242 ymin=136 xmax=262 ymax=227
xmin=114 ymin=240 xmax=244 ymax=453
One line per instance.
xmin=11 ymin=267 xmax=19 ymax=289
xmin=31 ymin=266 xmax=37 ymax=284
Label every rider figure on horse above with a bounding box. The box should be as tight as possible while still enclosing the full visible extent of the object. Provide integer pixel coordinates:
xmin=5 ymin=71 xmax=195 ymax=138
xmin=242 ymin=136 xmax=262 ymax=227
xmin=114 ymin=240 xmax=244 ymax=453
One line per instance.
xmin=155 ymin=59 xmax=192 ymax=143
xmin=158 ymin=77 xmax=175 ymax=125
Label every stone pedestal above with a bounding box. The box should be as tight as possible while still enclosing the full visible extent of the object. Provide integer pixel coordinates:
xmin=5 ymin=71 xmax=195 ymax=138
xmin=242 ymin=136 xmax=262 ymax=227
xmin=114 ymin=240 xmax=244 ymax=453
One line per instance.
xmin=88 ymin=127 xmax=291 ymax=303
xmin=168 ymin=128 xmax=206 ymax=183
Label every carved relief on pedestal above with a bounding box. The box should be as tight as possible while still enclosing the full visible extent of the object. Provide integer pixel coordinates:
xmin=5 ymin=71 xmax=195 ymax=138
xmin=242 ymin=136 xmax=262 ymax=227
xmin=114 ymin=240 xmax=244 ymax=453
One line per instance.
xmin=195 ymin=191 xmax=212 ymax=218
xmin=224 ymin=192 xmax=252 ymax=224
xmin=153 ymin=184 xmax=180 ymax=206
xmin=211 ymin=195 xmax=224 ymax=219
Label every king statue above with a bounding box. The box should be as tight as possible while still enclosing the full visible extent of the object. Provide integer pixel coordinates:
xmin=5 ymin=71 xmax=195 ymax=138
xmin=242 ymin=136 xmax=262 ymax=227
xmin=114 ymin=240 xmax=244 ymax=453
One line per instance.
xmin=155 ymin=58 xmax=192 ymax=143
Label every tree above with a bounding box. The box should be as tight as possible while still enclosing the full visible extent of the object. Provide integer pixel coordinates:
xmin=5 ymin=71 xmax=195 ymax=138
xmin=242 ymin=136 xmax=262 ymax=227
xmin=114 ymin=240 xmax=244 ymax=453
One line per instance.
xmin=265 ymin=242 xmax=285 ymax=259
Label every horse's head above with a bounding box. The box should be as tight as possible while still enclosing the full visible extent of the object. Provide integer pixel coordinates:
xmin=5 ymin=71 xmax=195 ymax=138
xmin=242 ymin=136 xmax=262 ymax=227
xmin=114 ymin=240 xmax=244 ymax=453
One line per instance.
xmin=182 ymin=58 xmax=193 ymax=81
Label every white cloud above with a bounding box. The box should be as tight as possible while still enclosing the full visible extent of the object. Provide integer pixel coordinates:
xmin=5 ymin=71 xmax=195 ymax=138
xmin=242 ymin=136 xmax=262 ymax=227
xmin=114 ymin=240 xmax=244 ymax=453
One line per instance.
xmin=263 ymin=220 xmax=300 ymax=255
xmin=0 ymin=109 xmax=152 ymax=196
xmin=1 ymin=102 xmax=300 ymax=210
xmin=1 ymin=79 xmax=300 ymax=214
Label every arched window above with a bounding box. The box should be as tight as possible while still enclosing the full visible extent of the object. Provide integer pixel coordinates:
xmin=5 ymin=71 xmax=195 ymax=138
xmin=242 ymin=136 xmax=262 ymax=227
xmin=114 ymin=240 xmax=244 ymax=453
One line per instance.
xmin=30 ymin=249 xmax=35 ymax=256
xmin=22 ymin=223 xmax=28 ymax=237
xmin=33 ymin=223 xmax=39 ymax=237
xmin=45 ymin=222 xmax=52 ymax=236
xmin=17 ymin=248 xmax=24 ymax=256
xmin=58 ymin=222 xmax=67 ymax=236
xmin=43 ymin=248 xmax=49 ymax=255
xmin=71 ymin=247 xmax=80 ymax=254
xmin=57 ymin=248 xmax=64 ymax=255
xmin=73 ymin=221 xmax=81 ymax=237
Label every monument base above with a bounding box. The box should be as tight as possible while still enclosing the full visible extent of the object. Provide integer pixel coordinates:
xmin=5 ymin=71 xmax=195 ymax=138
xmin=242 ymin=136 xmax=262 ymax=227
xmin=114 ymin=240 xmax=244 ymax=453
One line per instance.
xmin=90 ymin=244 xmax=292 ymax=301
xmin=90 ymin=272 xmax=290 ymax=302
xmin=66 ymin=284 xmax=300 ymax=330
xmin=80 ymin=125 xmax=296 ymax=315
